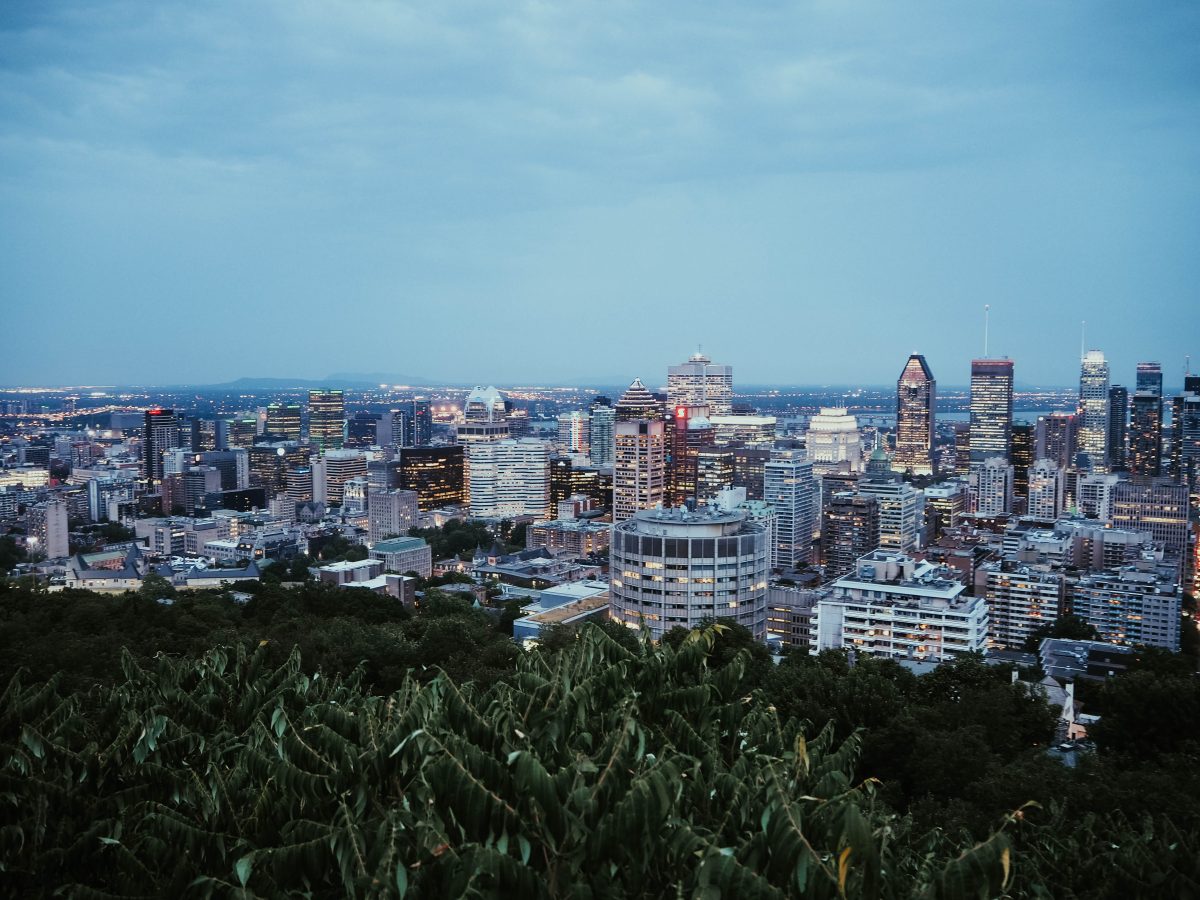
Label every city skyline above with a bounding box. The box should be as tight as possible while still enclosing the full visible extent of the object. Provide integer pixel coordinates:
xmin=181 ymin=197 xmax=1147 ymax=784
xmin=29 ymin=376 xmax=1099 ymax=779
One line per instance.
xmin=2 ymin=3 xmax=1198 ymax=386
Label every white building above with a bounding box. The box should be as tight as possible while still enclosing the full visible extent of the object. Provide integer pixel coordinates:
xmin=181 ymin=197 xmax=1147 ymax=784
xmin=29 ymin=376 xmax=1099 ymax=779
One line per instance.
xmin=1078 ymin=350 xmax=1111 ymax=472
xmin=1026 ymin=459 xmax=1065 ymax=520
xmin=971 ymin=456 xmax=1014 ymax=516
xmin=557 ymin=411 xmax=590 ymax=456
xmin=609 ymin=506 xmax=769 ymax=640
xmin=1075 ymin=472 xmax=1120 ymax=521
xmin=813 ymin=550 xmax=989 ymax=662
xmin=805 ymin=408 xmax=862 ymax=473
xmin=613 ymin=418 xmax=666 ymax=523
xmin=368 ymin=489 xmax=419 ymax=546
xmin=28 ymin=499 xmax=69 ymax=559
xmin=763 ymin=450 xmax=816 ymax=568
xmin=467 ymin=438 xmax=551 ymax=519
xmin=858 ymin=458 xmax=923 ymax=554
xmin=666 ymin=352 xmax=733 ymax=416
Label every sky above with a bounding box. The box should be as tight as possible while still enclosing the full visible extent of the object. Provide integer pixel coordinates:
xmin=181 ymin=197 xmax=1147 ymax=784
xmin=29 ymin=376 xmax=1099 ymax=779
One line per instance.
xmin=1 ymin=1 xmax=1198 ymax=389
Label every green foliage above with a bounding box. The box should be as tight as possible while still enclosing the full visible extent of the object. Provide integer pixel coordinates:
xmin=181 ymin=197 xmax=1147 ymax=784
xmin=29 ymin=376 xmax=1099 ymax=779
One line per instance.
xmin=409 ymin=519 xmax=495 ymax=561
xmin=1022 ymin=614 xmax=1099 ymax=652
xmin=0 ymin=535 xmax=26 ymax=573
xmin=0 ymin=626 xmax=1017 ymax=898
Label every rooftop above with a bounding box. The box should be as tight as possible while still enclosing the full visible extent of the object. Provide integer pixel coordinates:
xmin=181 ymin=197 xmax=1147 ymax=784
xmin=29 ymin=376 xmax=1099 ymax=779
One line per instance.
xmin=371 ymin=537 xmax=429 ymax=553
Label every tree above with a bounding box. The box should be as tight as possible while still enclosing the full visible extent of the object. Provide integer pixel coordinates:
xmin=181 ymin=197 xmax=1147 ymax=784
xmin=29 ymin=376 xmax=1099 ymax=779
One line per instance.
xmin=1023 ymin=614 xmax=1099 ymax=652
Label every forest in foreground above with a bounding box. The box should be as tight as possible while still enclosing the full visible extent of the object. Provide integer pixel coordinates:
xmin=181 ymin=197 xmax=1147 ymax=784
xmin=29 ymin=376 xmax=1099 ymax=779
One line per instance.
xmin=2 ymin=577 xmax=1199 ymax=898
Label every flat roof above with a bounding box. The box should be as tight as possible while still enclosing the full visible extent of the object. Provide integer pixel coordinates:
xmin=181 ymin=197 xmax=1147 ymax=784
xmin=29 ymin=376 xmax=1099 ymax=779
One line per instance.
xmin=371 ymin=537 xmax=429 ymax=552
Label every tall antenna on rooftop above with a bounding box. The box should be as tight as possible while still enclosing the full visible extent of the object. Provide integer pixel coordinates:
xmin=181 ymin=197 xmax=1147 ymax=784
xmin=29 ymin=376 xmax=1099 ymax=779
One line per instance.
xmin=983 ymin=304 xmax=990 ymax=357
xmin=1080 ymin=320 xmax=1086 ymax=360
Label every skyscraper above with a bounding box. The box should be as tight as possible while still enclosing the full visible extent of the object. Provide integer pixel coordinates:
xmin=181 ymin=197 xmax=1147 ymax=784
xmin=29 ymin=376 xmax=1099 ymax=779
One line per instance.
xmin=1077 ymin=350 xmax=1110 ymax=471
xmin=557 ymin=411 xmax=590 ymax=456
xmin=1107 ymin=385 xmax=1128 ymax=472
xmin=763 ymin=449 xmax=817 ymax=569
xmin=666 ymin=352 xmax=733 ymax=416
xmin=1026 ymin=459 xmax=1065 ymax=520
xmin=613 ymin=380 xmax=666 ymax=522
xmin=264 ymin=403 xmax=302 ymax=442
xmin=821 ymin=492 xmax=880 ymax=580
xmin=893 ymin=354 xmax=936 ymax=476
xmin=972 ymin=456 xmax=1014 ymax=516
xmin=969 ymin=359 xmax=1014 ymax=463
xmin=1035 ymin=412 xmax=1078 ymax=470
xmin=143 ymin=408 xmax=180 ymax=482
xmin=1130 ymin=362 xmax=1163 ymax=478
xmin=1011 ymin=422 xmax=1033 ymax=511
xmin=308 ymin=390 xmax=345 ymax=451
xmin=805 ymin=408 xmax=862 ymax=473
xmin=467 ymin=439 xmax=551 ymax=519
xmin=588 ymin=400 xmax=615 ymax=468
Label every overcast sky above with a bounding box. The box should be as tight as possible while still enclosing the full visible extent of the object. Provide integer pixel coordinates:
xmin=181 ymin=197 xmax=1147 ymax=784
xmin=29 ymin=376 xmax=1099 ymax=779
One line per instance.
xmin=2 ymin=1 xmax=1198 ymax=389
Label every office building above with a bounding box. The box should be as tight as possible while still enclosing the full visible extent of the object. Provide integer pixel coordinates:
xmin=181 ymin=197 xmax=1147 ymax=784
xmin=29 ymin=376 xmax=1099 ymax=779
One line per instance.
xmin=1026 ymin=459 xmax=1065 ymax=520
xmin=981 ymin=561 xmax=1064 ymax=651
xmin=709 ymin=415 xmax=777 ymax=448
xmin=763 ymin=449 xmax=817 ymax=568
xmin=858 ymin=451 xmax=923 ymax=553
xmin=1035 ymin=412 xmax=1078 ymax=470
xmin=952 ymin=423 xmax=972 ymax=474
xmin=1136 ymin=362 xmax=1164 ymax=397
xmin=1078 ymin=351 xmax=1110 ymax=471
xmin=613 ymin=380 xmax=666 ymax=522
xmin=1130 ymin=390 xmax=1164 ymax=477
xmin=248 ymin=443 xmax=310 ymax=494
xmin=1076 ymin=472 xmax=1120 ymax=521
xmin=969 ymin=359 xmax=1014 ymax=463
xmin=463 ymin=385 xmax=507 ymax=422
xmin=805 ymin=408 xmax=862 ymax=472
xmin=394 ymin=446 xmax=465 ymax=510
xmin=264 ymin=403 xmax=302 ymax=442
xmin=821 ymin=492 xmax=880 ymax=580
xmin=1107 ymin=386 xmax=1128 ymax=472
xmin=224 ymin=418 xmax=258 ymax=450
xmin=894 ymin=354 xmax=936 ymax=476
xmin=614 ymin=378 xmax=663 ymax=422
xmin=1111 ymin=476 xmax=1190 ymax=558
xmin=408 ymin=400 xmax=433 ymax=447
xmin=143 ymin=408 xmax=180 ymax=482
xmin=667 ymin=404 xmax=714 ymax=506
xmin=322 ymin=449 xmax=368 ymax=507
xmin=28 ymin=499 xmax=69 ymax=559
xmin=346 ymin=412 xmax=382 ymax=448
xmin=667 ymin=351 xmax=734 ymax=415
xmin=813 ymin=550 xmax=989 ymax=662
xmin=308 ymin=390 xmax=345 ymax=451
xmin=1170 ymin=383 xmax=1200 ymax=483
xmin=588 ymin=400 xmax=615 ymax=468
xmin=695 ymin=448 xmax=735 ymax=504
xmin=609 ymin=506 xmax=769 ymax=640
xmin=1011 ymin=422 xmax=1033 ymax=511
xmin=368 ymin=489 xmax=419 ymax=546
xmin=731 ymin=445 xmax=772 ymax=501
xmin=922 ymin=480 xmax=966 ymax=536
xmin=467 ymin=438 xmax=551 ymax=519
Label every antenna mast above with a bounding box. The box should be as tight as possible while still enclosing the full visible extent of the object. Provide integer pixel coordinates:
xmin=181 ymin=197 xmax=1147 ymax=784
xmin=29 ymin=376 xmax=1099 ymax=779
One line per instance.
xmin=983 ymin=305 xmax=990 ymax=357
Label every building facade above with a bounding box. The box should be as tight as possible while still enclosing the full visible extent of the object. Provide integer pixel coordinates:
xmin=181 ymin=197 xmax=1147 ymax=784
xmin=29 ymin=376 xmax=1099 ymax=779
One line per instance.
xmin=894 ymin=354 xmax=936 ymax=476
xmin=969 ymin=359 xmax=1014 ymax=463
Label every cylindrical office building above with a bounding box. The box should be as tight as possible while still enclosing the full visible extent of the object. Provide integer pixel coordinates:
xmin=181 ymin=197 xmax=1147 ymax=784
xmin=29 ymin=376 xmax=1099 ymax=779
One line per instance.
xmin=610 ymin=507 xmax=770 ymax=641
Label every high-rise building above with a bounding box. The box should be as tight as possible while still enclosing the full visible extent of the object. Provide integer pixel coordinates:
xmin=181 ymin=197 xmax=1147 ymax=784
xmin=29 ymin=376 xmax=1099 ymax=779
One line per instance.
xmin=1169 ymin=382 xmax=1200 ymax=484
xmin=394 ymin=446 xmax=465 ymax=510
xmin=1072 ymin=566 xmax=1181 ymax=651
xmin=972 ymin=457 xmax=1014 ymax=516
xmin=1130 ymin=391 xmax=1163 ymax=476
xmin=805 ymin=408 xmax=862 ymax=473
xmin=224 ymin=418 xmax=258 ymax=450
xmin=143 ymin=408 xmax=180 ymax=482
xmin=1027 ymin=459 xmax=1065 ymax=521
xmin=893 ymin=354 xmax=936 ymax=476
xmin=969 ymin=359 xmax=1014 ymax=463
xmin=322 ymin=449 xmax=367 ymax=506
xmin=468 ymin=438 xmax=551 ymax=519
xmin=667 ymin=404 xmax=714 ymax=506
xmin=1136 ymin=362 xmax=1163 ymax=397
xmin=952 ymin=423 xmax=972 ymax=475
xmin=609 ymin=506 xmax=769 ymax=640
xmin=27 ymin=499 xmax=69 ymax=559
xmin=1111 ymin=476 xmax=1190 ymax=559
xmin=1075 ymin=472 xmax=1121 ymax=521
xmin=248 ymin=443 xmax=310 ymax=495
xmin=368 ymin=489 xmax=419 ymax=546
xmin=1035 ymin=412 xmax=1078 ymax=470
xmin=614 ymin=378 xmax=662 ymax=422
xmin=731 ymin=446 xmax=772 ymax=501
xmin=1107 ymin=385 xmax=1129 ymax=472
xmin=409 ymin=400 xmax=433 ymax=447
xmin=264 ymin=403 xmax=302 ymax=442
xmin=307 ymin=390 xmax=345 ymax=451
xmin=1011 ymin=422 xmax=1033 ymax=511
xmin=763 ymin=449 xmax=816 ymax=569
xmin=463 ymin=386 xmax=507 ymax=422
xmin=346 ymin=412 xmax=382 ymax=448
xmin=557 ymin=411 xmax=590 ymax=457
xmin=667 ymin=351 xmax=733 ymax=416
xmin=1078 ymin=350 xmax=1110 ymax=471
xmin=588 ymin=399 xmax=615 ymax=468
xmin=821 ymin=492 xmax=880 ymax=580
xmin=613 ymin=380 xmax=666 ymax=522
xmin=858 ymin=451 xmax=923 ymax=553
xmin=981 ymin=561 xmax=1064 ymax=651
xmin=695 ymin=448 xmax=735 ymax=504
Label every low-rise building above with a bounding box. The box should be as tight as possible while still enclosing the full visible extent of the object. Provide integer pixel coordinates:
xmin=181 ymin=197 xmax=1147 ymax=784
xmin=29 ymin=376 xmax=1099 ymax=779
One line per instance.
xmin=527 ymin=518 xmax=612 ymax=557
xmin=512 ymin=581 xmax=611 ymax=644
xmin=813 ymin=550 xmax=988 ymax=662
xmin=980 ymin=561 xmax=1065 ymax=651
xmin=369 ymin=536 xmax=433 ymax=578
